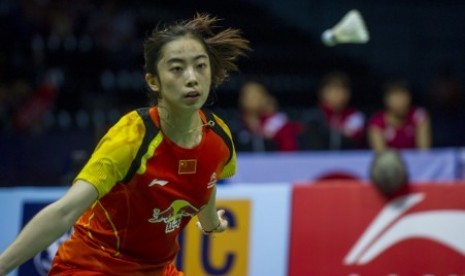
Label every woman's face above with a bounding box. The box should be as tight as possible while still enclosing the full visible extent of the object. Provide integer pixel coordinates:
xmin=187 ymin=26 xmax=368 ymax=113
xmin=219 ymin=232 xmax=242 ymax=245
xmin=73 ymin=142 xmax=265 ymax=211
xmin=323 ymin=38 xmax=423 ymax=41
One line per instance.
xmin=385 ymin=88 xmax=411 ymax=116
xmin=146 ymin=36 xmax=211 ymax=112
xmin=321 ymin=84 xmax=350 ymax=112
xmin=239 ymin=83 xmax=270 ymax=113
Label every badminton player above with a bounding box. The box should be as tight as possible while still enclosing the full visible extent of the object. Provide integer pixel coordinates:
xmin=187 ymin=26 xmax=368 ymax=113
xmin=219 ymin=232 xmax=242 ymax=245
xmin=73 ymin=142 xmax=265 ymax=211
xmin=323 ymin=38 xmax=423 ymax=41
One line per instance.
xmin=0 ymin=14 xmax=249 ymax=276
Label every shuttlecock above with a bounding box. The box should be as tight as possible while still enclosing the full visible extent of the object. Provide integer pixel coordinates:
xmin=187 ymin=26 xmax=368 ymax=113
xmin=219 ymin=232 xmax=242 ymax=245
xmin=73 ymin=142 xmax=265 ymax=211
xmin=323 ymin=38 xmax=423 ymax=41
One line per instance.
xmin=322 ymin=9 xmax=369 ymax=46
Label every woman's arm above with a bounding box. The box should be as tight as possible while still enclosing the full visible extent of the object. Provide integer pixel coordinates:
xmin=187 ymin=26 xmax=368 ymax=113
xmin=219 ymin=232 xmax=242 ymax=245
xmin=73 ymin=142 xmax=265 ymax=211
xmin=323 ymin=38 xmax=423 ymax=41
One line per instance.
xmin=416 ymin=117 xmax=432 ymax=150
xmin=368 ymin=126 xmax=387 ymax=152
xmin=196 ymin=187 xmax=228 ymax=234
xmin=0 ymin=180 xmax=98 ymax=275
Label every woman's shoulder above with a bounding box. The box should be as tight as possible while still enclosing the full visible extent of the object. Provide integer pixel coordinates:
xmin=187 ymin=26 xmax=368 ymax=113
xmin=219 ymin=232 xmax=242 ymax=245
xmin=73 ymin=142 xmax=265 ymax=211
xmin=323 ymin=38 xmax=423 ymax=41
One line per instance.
xmin=409 ymin=107 xmax=428 ymax=124
xmin=368 ymin=110 xmax=386 ymax=127
xmin=103 ymin=108 xmax=154 ymax=144
xmin=116 ymin=107 xmax=156 ymax=129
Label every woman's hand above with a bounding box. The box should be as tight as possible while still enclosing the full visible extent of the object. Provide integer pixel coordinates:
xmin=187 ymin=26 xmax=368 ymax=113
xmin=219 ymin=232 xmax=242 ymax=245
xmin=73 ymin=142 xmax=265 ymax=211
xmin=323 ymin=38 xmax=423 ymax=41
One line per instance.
xmin=196 ymin=209 xmax=228 ymax=234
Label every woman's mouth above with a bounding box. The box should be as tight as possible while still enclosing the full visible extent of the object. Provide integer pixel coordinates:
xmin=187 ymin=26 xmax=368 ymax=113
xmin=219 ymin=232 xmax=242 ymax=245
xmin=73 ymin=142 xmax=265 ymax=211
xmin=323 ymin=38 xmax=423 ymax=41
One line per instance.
xmin=184 ymin=91 xmax=201 ymax=101
xmin=185 ymin=91 xmax=200 ymax=97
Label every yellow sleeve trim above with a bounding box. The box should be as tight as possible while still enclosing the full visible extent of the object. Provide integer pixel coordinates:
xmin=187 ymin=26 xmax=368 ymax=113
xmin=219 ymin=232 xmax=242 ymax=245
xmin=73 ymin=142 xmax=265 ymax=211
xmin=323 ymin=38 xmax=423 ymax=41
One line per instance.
xmin=136 ymin=131 xmax=164 ymax=176
xmin=213 ymin=114 xmax=237 ymax=179
xmin=75 ymin=111 xmax=146 ymax=198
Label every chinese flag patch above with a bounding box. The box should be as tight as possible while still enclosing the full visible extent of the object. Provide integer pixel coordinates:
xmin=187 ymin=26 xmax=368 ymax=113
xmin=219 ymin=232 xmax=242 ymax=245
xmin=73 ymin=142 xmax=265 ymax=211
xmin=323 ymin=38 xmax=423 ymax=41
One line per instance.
xmin=178 ymin=159 xmax=197 ymax=174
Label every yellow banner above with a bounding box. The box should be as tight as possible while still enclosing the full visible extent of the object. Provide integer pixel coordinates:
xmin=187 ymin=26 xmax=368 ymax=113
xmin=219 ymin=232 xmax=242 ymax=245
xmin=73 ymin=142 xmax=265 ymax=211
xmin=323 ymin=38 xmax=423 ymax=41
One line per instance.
xmin=178 ymin=200 xmax=251 ymax=276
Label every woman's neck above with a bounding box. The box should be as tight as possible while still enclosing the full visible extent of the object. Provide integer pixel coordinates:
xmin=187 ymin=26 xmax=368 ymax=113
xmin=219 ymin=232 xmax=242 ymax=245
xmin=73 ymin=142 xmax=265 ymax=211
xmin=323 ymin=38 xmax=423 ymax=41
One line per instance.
xmin=158 ymin=104 xmax=204 ymax=148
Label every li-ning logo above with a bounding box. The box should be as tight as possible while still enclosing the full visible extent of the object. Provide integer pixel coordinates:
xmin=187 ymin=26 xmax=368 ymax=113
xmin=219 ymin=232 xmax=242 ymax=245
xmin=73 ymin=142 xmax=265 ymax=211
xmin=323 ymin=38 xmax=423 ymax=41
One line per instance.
xmin=149 ymin=179 xmax=168 ymax=187
xmin=344 ymin=193 xmax=465 ymax=265
xmin=148 ymin=200 xmax=199 ymax=233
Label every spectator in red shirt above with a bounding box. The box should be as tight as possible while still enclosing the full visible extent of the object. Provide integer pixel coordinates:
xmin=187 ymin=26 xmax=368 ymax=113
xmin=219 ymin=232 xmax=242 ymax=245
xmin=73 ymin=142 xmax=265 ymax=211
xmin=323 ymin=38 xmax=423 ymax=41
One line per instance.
xmin=368 ymin=81 xmax=432 ymax=151
xmin=317 ymin=72 xmax=365 ymax=149
xmin=239 ymin=81 xmax=302 ymax=151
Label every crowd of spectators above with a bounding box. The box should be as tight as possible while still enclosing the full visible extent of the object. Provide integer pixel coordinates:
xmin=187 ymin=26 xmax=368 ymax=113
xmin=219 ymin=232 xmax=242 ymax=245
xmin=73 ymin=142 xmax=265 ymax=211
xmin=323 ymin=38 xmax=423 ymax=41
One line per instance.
xmin=0 ymin=0 xmax=463 ymax=150
xmin=1 ymin=0 xmax=464 ymax=186
xmin=0 ymin=0 xmax=142 ymax=135
xmin=236 ymin=73 xmax=433 ymax=152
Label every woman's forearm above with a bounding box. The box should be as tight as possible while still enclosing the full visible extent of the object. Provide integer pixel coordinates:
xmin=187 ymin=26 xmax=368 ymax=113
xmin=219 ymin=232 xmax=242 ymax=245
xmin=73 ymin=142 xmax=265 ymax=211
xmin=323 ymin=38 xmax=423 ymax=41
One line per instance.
xmin=416 ymin=119 xmax=431 ymax=150
xmin=368 ymin=127 xmax=387 ymax=152
xmin=0 ymin=180 xmax=97 ymax=274
xmin=197 ymin=188 xmax=220 ymax=230
xmin=0 ymin=201 xmax=76 ymax=274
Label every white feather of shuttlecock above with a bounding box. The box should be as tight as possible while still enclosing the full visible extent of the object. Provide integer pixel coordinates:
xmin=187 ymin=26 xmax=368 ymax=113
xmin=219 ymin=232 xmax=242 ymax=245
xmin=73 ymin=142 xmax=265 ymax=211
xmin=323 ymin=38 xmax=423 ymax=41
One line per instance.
xmin=322 ymin=9 xmax=369 ymax=46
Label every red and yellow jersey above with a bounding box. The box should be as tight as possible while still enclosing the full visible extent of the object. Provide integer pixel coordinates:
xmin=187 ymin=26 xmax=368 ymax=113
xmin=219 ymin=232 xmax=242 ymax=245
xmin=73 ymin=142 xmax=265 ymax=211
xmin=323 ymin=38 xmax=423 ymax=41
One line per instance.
xmin=51 ymin=107 xmax=236 ymax=275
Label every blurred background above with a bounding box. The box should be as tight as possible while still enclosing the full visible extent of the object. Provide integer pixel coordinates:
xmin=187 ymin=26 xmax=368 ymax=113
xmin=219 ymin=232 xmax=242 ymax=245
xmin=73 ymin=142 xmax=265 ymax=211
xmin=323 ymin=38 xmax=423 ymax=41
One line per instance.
xmin=1 ymin=1 xmax=465 ymax=275
xmin=0 ymin=0 xmax=464 ymax=185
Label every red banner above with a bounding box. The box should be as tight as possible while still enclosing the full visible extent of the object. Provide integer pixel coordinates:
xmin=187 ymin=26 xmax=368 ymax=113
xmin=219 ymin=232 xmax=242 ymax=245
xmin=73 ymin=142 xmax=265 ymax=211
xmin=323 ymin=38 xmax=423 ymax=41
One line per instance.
xmin=288 ymin=182 xmax=465 ymax=276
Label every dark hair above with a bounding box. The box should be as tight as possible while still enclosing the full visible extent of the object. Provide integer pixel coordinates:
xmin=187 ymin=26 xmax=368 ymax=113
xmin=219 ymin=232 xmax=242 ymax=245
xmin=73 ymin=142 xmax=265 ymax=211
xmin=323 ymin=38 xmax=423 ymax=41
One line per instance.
xmin=319 ymin=71 xmax=350 ymax=91
xmin=383 ymin=80 xmax=410 ymax=96
xmin=143 ymin=13 xmax=250 ymax=104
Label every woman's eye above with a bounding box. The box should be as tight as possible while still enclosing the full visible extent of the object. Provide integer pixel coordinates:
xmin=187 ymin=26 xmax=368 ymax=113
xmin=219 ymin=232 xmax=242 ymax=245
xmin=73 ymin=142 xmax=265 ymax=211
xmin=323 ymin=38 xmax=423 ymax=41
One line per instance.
xmin=197 ymin=63 xmax=207 ymax=69
xmin=170 ymin=66 xmax=183 ymax=73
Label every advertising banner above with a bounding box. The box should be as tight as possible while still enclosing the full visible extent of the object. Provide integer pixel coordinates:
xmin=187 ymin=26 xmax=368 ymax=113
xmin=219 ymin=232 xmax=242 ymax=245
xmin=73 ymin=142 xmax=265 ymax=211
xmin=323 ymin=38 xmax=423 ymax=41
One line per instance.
xmin=288 ymin=182 xmax=465 ymax=276
xmin=177 ymin=200 xmax=250 ymax=276
xmin=17 ymin=200 xmax=251 ymax=276
xmin=0 ymin=185 xmax=291 ymax=276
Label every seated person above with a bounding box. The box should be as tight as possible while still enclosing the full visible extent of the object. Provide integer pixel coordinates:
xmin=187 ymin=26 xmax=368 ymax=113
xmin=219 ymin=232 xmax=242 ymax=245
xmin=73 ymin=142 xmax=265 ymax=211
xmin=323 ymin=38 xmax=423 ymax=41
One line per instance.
xmin=239 ymin=81 xmax=302 ymax=151
xmin=368 ymin=81 xmax=431 ymax=151
xmin=301 ymin=72 xmax=365 ymax=150
xmin=319 ymin=72 xmax=365 ymax=148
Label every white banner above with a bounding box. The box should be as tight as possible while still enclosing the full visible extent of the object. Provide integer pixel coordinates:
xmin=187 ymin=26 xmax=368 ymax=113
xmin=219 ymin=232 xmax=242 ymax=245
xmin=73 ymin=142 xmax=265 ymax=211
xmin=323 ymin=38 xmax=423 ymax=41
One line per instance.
xmin=232 ymin=148 xmax=458 ymax=183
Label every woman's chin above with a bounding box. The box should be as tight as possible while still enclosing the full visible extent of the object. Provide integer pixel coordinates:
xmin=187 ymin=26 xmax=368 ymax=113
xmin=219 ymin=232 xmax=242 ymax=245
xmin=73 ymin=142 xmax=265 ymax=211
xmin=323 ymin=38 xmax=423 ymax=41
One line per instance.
xmin=174 ymin=100 xmax=207 ymax=113
xmin=183 ymin=97 xmax=208 ymax=109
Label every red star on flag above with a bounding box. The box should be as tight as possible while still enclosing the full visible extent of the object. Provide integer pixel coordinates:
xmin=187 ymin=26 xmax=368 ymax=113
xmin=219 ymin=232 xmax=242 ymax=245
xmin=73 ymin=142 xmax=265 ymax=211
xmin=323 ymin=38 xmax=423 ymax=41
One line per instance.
xmin=178 ymin=159 xmax=197 ymax=174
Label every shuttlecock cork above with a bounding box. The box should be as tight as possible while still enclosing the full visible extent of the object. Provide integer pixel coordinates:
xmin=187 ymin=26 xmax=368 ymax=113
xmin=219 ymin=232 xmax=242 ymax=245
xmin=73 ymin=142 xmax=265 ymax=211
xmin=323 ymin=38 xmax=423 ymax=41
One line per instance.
xmin=322 ymin=9 xmax=369 ymax=46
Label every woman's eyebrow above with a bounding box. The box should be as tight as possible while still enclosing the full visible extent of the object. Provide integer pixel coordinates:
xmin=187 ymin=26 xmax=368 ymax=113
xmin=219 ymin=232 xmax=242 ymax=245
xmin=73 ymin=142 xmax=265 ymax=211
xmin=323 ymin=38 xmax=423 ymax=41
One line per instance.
xmin=194 ymin=54 xmax=208 ymax=60
xmin=167 ymin=54 xmax=208 ymax=64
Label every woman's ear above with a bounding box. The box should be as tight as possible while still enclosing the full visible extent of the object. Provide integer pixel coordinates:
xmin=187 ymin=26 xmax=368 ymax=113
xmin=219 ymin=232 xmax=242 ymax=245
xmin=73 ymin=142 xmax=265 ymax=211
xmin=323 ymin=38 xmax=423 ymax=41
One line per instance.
xmin=145 ymin=73 xmax=160 ymax=92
